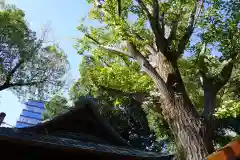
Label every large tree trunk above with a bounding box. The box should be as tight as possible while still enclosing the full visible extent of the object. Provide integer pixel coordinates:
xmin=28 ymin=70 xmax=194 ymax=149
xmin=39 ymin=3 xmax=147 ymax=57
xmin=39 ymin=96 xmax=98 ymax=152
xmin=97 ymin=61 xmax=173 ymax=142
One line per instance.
xmin=147 ymin=53 xmax=214 ymax=160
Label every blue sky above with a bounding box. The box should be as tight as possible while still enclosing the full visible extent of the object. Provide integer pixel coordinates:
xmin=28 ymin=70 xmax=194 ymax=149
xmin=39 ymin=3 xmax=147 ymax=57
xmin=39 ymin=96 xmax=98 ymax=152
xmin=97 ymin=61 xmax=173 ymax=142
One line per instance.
xmin=0 ymin=0 xmax=91 ymax=126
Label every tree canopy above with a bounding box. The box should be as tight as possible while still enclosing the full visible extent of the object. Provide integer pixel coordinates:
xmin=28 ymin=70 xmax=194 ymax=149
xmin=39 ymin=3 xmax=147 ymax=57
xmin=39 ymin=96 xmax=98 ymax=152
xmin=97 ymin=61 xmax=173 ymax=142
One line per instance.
xmin=0 ymin=6 xmax=69 ymax=100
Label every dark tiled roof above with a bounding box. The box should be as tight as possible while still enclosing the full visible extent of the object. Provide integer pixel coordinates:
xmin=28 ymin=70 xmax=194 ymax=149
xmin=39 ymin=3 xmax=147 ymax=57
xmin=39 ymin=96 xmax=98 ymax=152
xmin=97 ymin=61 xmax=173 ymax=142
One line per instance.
xmin=0 ymin=127 xmax=173 ymax=159
xmin=51 ymin=131 xmax=112 ymax=145
xmin=21 ymin=97 xmax=131 ymax=146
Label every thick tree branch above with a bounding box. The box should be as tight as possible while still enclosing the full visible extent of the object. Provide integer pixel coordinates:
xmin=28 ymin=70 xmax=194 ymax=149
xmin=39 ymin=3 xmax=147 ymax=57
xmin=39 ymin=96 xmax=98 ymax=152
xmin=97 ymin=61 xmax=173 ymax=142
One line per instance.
xmin=85 ymin=34 xmax=134 ymax=58
xmin=0 ymin=80 xmax=45 ymax=91
xmin=130 ymin=32 xmax=157 ymax=56
xmin=4 ymin=40 xmax=42 ymax=86
xmin=97 ymin=56 xmax=111 ymax=67
xmin=160 ymin=12 xmax=165 ymax=35
xmin=0 ymin=84 xmax=10 ymax=91
xmin=152 ymin=0 xmax=165 ymax=36
xmin=126 ymin=42 xmax=172 ymax=98
xmin=202 ymin=49 xmax=239 ymax=120
xmin=84 ymin=54 xmax=111 ymax=68
xmin=136 ymin=0 xmax=168 ymax=58
xmin=167 ymin=21 xmax=178 ymax=46
xmin=9 ymin=79 xmax=47 ymax=88
xmin=214 ymin=50 xmax=239 ymax=92
xmin=93 ymin=0 xmax=170 ymax=60
xmin=9 ymin=81 xmax=39 ymax=87
xmin=202 ymin=64 xmax=235 ymax=121
xmin=103 ymin=45 xmax=135 ymax=58
xmin=136 ymin=0 xmax=152 ymax=18
xmin=177 ymin=0 xmax=203 ymax=57
xmin=85 ymin=34 xmax=101 ymax=45
xmin=98 ymin=85 xmax=147 ymax=103
xmin=152 ymin=0 xmax=161 ymax=32
xmin=5 ymin=60 xmax=24 ymax=84
xmin=214 ymin=60 xmax=234 ymax=92
xmin=197 ymin=43 xmax=208 ymax=79
xmin=117 ymin=0 xmax=121 ymax=16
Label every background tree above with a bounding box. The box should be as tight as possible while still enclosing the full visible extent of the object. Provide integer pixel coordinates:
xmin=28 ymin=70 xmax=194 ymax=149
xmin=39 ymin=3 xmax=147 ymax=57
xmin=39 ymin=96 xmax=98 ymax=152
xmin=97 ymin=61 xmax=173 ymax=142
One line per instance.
xmin=43 ymin=95 xmax=70 ymax=119
xmin=0 ymin=6 xmax=69 ymax=100
xmin=75 ymin=0 xmax=239 ymax=159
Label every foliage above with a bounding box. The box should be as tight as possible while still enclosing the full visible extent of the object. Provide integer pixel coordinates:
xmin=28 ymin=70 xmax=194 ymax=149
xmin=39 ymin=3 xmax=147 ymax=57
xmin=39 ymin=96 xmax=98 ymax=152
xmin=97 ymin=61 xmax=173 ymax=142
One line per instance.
xmin=0 ymin=5 xmax=69 ymax=100
xmin=71 ymin=52 xmax=153 ymax=95
xmin=70 ymin=54 xmax=163 ymax=151
xmin=43 ymin=95 xmax=70 ymax=119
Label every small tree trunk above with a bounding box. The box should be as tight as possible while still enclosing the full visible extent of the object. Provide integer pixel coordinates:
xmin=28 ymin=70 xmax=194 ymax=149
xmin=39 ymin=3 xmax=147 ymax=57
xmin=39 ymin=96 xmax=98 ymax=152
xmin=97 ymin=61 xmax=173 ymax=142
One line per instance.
xmin=146 ymin=53 xmax=214 ymax=160
xmin=202 ymin=79 xmax=218 ymax=121
xmin=201 ymin=81 xmax=219 ymax=155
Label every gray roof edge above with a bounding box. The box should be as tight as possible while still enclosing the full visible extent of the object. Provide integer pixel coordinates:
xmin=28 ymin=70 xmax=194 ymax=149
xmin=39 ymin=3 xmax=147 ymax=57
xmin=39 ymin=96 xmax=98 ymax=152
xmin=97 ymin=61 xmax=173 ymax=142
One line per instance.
xmin=0 ymin=127 xmax=174 ymax=159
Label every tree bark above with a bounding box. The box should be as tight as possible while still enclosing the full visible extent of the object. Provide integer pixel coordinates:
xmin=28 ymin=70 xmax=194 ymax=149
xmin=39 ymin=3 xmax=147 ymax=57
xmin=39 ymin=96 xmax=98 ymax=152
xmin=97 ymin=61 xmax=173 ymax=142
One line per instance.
xmin=146 ymin=53 xmax=214 ymax=160
xmin=0 ymin=81 xmax=42 ymax=92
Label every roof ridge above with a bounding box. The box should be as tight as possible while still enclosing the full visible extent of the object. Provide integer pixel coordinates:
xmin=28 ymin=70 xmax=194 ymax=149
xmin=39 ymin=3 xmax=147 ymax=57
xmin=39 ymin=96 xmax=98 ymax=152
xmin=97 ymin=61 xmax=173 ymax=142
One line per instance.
xmin=81 ymin=97 xmax=131 ymax=147
xmin=19 ymin=96 xmax=133 ymax=147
